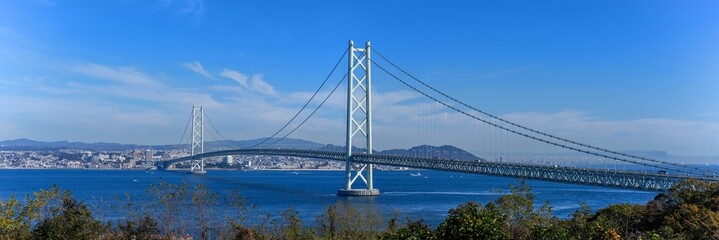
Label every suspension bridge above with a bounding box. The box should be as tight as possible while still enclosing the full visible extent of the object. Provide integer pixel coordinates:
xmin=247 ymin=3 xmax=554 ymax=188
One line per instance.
xmin=158 ymin=40 xmax=719 ymax=195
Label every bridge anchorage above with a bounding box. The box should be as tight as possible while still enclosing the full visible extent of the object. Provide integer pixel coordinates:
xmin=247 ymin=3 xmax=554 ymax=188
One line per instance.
xmin=338 ymin=40 xmax=379 ymax=196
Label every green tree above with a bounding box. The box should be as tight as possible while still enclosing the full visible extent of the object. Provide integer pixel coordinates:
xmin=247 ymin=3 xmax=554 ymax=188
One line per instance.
xmin=436 ymin=202 xmax=508 ymax=240
xmin=668 ymin=179 xmax=719 ymax=211
xmin=662 ymin=203 xmax=719 ymax=239
xmin=145 ymin=181 xmax=191 ymax=239
xmin=116 ymin=214 xmax=160 ymax=239
xmin=1 ymin=185 xmax=68 ymax=240
xmin=316 ymin=201 xmax=384 ymax=240
xmin=31 ymin=197 xmax=105 ymax=239
xmin=529 ymin=220 xmax=569 ymax=240
xmin=561 ymin=202 xmax=592 ymax=240
xmin=590 ymin=203 xmax=647 ymax=238
xmin=253 ymin=212 xmax=275 ymax=240
xmin=494 ymin=179 xmax=535 ymax=239
xmin=317 ymin=205 xmax=337 ymax=239
xmin=380 ymin=218 xmax=434 ymax=240
xmin=220 ymin=190 xmax=256 ymax=240
xmin=384 ymin=211 xmax=401 ymax=235
xmin=0 ymin=196 xmax=28 ymax=240
xmin=493 ymin=178 xmax=568 ymax=239
xmin=191 ymin=184 xmax=219 ymax=240
xmin=276 ymin=207 xmax=316 ymax=240
xmin=586 ymin=222 xmax=621 ymax=240
xmin=528 ymin=202 xmax=568 ymax=240
xmin=647 ymin=180 xmax=719 ymax=239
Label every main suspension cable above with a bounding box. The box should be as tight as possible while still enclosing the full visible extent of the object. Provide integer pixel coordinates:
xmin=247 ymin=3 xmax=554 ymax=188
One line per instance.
xmin=372 ymin=48 xmax=716 ymax=175
xmin=267 ymin=73 xmax=348 ymax=148
xmin=248 ymin=47 xmax=349 ymax=149
xmin=266 ymin=47 xmax=366 ymax=149
xmin=175 ymin=109 xmax=193 ymax=151
xmin=203 ymin=111 xmax=235 ymax=150
xmin=371 ymin=59 xmax=704 ymax=176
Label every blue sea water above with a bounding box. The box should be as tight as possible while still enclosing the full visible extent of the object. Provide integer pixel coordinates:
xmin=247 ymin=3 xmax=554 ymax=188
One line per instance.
xmin=0 ymin=169 xmax=658 ymax=226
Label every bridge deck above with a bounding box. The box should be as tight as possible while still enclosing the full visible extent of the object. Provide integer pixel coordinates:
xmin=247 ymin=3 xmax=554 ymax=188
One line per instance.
xmin=160 ymin=149 xmax=716 ymax=191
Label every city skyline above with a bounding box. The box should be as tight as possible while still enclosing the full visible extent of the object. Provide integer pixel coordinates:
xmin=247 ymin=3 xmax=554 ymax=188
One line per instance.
xmin=1 ymin=1 xmax=718 ymax=158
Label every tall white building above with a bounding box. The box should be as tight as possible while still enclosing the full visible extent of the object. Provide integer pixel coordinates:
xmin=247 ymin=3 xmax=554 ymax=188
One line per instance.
xmin=133 ymin=150 xmax=141 ymax=162
xmin=145 ymin=149 xmax=153 ymax=162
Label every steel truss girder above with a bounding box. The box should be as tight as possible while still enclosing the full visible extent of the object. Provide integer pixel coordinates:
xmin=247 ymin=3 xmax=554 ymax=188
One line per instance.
xmin=350 ymin=154 xmax=708 ymax=191
xmin=160 ymin=149 xmax=716 ymax=191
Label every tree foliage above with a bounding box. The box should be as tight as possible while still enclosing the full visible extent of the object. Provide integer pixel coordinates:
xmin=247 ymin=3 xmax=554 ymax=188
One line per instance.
xmin=316 ymin=201 xmax=384 ymax=240
xmin=1 ymin=185 xmax=70 ymax=240
xmin=436 ymin=202 xmax=508 ymax=240
xmin=145 ymin=181 xmax=191 ymax=239
xmin=380 ymin=218 xmax=434 ymax=240
xmin=116 ymin=214 xmax=160 ymax=240
xmin=31 ymin=195 xmax=105 ymax=239
xmin=2 ymin=179 xmax=718 ymax=240
xmin=570 ymin=179 xmax=719 ymax=239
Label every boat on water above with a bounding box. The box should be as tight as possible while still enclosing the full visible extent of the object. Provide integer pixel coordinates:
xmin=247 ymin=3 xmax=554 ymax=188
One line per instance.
xmin=410 ymin=172 xmax=422 ymax=177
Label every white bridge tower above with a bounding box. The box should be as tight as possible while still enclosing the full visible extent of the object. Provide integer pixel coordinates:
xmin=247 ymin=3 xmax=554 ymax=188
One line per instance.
xmin=338 ymin=40 xmax=379 ymax=196
xmin=190 ymin=105 xmax=206 ymax=174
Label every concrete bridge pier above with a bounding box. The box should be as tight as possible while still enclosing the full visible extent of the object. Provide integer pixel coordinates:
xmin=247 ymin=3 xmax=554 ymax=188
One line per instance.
xmin=338 ymin=189 xmax=381 ymax=196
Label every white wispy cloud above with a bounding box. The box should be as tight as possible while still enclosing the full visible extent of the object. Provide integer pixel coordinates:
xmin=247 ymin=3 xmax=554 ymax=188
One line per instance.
xmin=0 ymin=26 xmax=49 ymax=64
xmin=0 ymin=95 xmax=179 ymax=144
xmin=68 ymin=63 xmax=160 ymax=87
xmin=7 ymin=64 xmax=719 ymax=158
xmin=220 ymin=69 xmax=277 ymax=96
xmin=4 ymin=55 xmax=718 ymax=160
xmin=500 ymin=111 xmax=719 ymax=156
xmin=112 ymin=111 xmax=171 ymax=126
xmin=220 ymin=69 xmax=249 ymax=87
xmin=249 ymin=74 xmax=277 ymax=96
xmin=56 ymin=62 xmax=221 ymax=108
xmin=183 ymin=61 xmax=213 ymax=79
xmin=284 ymin=89 xmax=345 ymax=109
xmin=149 ymin=0 xmax=205 ymax=25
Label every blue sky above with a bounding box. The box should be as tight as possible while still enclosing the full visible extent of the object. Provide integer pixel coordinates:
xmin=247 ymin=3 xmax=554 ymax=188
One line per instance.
xmin=1 ymin=1 xmax=718 ymax=158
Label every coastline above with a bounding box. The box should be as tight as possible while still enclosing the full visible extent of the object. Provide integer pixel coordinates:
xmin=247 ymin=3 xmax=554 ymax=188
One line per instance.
xmin=166 ymin=168 xmax=345 ymax=171
xmin=0 ymin=167 xmax=412 ymax=171
xmin=0 ymin=167 xmax=150 ymax=170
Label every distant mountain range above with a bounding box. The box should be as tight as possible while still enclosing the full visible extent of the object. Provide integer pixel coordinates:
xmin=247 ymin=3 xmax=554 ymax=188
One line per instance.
xmin=4 ymin=138 xmax=709 ymax=164
xmin=0 ymin=138 xmax=324 ymax=151
xmin=0 ymin=139 xmax=149 ymax=151
xmin=0 ymin=139 xmax=479 ymax=160
xmin=379 ymin=145 xmax=479 ymax=161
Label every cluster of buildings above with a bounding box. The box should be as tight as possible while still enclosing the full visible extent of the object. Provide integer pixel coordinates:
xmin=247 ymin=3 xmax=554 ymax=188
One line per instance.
xmin=211 ymin=155 xmax=346 ymax=170
xmin=0 ymin=149 xmax=350 ymax=170
xmin=0 ymin=149 xmax=180 ymax=170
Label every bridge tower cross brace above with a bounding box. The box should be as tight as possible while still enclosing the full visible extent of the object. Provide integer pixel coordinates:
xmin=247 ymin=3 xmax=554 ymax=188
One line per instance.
xmin=338 ymin=40 xmax=380 ymax=196
xmin=190 ymin=105 xmax=206 ymax=174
